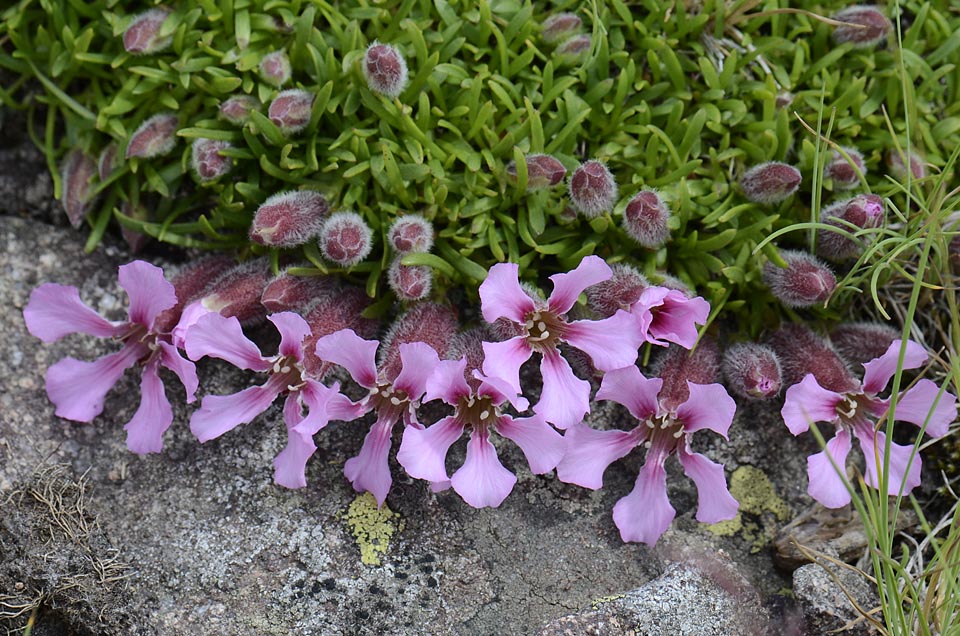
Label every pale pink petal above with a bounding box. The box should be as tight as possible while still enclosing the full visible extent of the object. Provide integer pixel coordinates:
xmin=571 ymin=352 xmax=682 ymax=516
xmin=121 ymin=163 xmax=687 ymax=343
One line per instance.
xmin=430 ymin=480 xmax=451 ymax=493
xmin=170 ymin=300 xmax=210 ymax=348
xmin=535 ymin=348 xmax=591 ymax=430
xmin=397 ymin=415 xmax=462 ymax=483
xmin=268 ymin=312 xmax=312 ymax=360
xmin=781 ymin=375 xmax=844 ymax=435
xmin=555 ymin=423 xmax=641 ymax=489
xmin=481 ymin=337 xmax=533 ymax=395
xmin=343 ymin=414 xmax=396 ymax=506
xmin=157 ymin=340 xmax=198 ymax=402
xmin=123 ymin=360 xmax=173 ymax=455
xmin=477 ymin=372 xmax=529 ymax=412
xmin=642 ymin=289 xmax=710 ymax=349
xmin=314 ymin=329 xmax=379 ymax=389
xmin=45 ymin=344 xmax=141 ymax=422
xmin=547 ymin=255 xmax=611 ymax=315
xmin=855 ymin=428 xmax=922 ymax=498
xmin=424 ymin=358 xmax=471 ymax=405
xmin=496 ymin=414 xmax=565 ymax=474
xmin=118 ymin=260 xmax=177 ymax=327
xmin=450 ymin=428 xmax=517 ymax=508
xmin=676 ymin=448 xmax=738 ymax=523
xmin=273 ymin=394 xmax=315 ymax=489
xmin=479 ymin=262 xmax=536 ymax=324
xmin=394 ymin=342 xmax=442 ymax=399
xmin=862 ymin=338 xmax=928 ymax=394
xmin=805 ymin=428 xmax=853 ymax=508
xmin=294 ymin=380 xmax=366 ymax=436
xmin=596 ymin=365 xmax=662 ymax=421
xmin=184 ymin=312 xmax=270 ymax=371
xmin=562 ymin=310 xmax=643 ymax=371
xmin=676 ymin=382 xmax=737 ymax=438
xmin=189 ymin=377 xmax=284 ymax=442
xmin=892 ymin=379 xmax=956 ymax=438
xmin=612 ymin=461 xmax=675 ymax=545
xmin=24 ymin=283 xmax=123 ymax=342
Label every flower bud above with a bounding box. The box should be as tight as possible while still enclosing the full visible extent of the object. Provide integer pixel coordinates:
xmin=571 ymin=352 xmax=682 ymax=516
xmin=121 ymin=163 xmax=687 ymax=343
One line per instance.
xmin=268 ymin=89 xmax=314 ymax=135
xmin=219 ymin=95 xmax=260 ymax=125
xmin=623 ymin=190 xmax=671 ymax=248
xmin=388 ymin=257 xmax=433 ymax=301
xmin=775 ymin=92 xmax=794 ymax=109
xmin=125 ymin=113 xmax=178 ymax=159
xmin=722 ymin=342 xmax=782 ymax=399
xmin=362 ymin=42 xmax=408 ymax=99
xmin=829 ymin=322 xmax=900 ymax=368
xmin=97 ymin=143 xmax=118 ymax=181
xmin=767 ymin=324 xmax=858 ymax=392
xmin=740 ymin=162 xmax=801 ymax=204
xmin=319 ymin=211 xmax=373 ymax=267
xmin=832 ymin=5 xmax=893 ymax=48
xmin=258 ymin=50 xmax=291 ymax=87
xmin=191 ymin=138 xmax=233 ymax=182
xmin=824 ymin=147 xmax=866 ymax=190
xmin=555 ymin=35 xmax=591 ymax=63
xmin=192 ymin=259 xmax=271 ymax=325
xmin=261 ymin=269 xmax=337 ymax=314
xmin=762 ymin=250 xmax=836 ymax=308
xmin=60 ymin=150 xmax=97 ymax=228
xmin=379 ymin=303 xmax=458 ymax=381
xmin=505 ymin=153 xmax=567 ymax=191
xmin=387 ymin=214 xmax=434 ymax=254
xmin=250 ymin=190 xmax=328 ymax=247
xmin=449 ymin=327 xmax=490 ymax=383
xmin=653 ymin=338 xmax=722 ymax=411
xmin=119 ymin=201 xmax=150 ymax=253
xmin=122 ymin=8 xmax=172 ymax=55
xmin=887 ymin=148 xmax=926 ymax=181
xmin=817 ymin=194 xmax=884 ymax=262
xmin=585 ymin=263 xmax=648 ymax=317
xmin=154 ymin=256 xmax=235 ymax=332
xmin=569 ymin=160 xmax=617 ymax=218
xmin=541 ymin=13 xmax=582 ymax=44
xmin=302 ymin=286 xmax=378 ymax=378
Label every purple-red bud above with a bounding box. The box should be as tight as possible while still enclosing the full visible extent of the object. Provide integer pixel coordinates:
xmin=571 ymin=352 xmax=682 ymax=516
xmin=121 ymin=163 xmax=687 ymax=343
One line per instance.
xmin=505 ymin=153 xmax=567 ymax=191
xmin=259 ymin=50 xmax=291 ymax=87
xmin=196 ymin=258 xmax=271 ymax=326
xmin=122 ymin=8 xmax=172 ymax=55
xmin=388 ymin=257 xmax=433 ymax=301
xmin=191 ymin=138 xmax=233 ymax=182
xmin=722 ymin=342 xmax=782 ymax=400
xmin=268 ymin=89 xmax=314 ymax=135
xmin=379 ymin=303 xmax=458 ymax=381
xmin=302 ymin=286 xmax=378 ymax=379
xmin=762 ymin=250 xmax=837 ymax=308
xmin=740 ymin=162 xmax=802 ymax=204
xmin=387 ymin=214 xmax=434 ymax=254
xmin=767 ymin=324 xmax=858 ymax=392
xmin=653 ymin=338 xmax=722 ymax=411
xmin=541 ymin=13 xmax=582 ymax=44
xmin=60 ymin=150 xmax=97 ymax=228
xmin=817 ymin=194 xmax=885 ymax=262
xmin=585 ymin=263 xmax=648 ymax=318
xmin=449 ymin=327 xmax=490 ymax=383
xmin=887 ymin=148 xmax=927 ymax=181
xmin=250 ymin=190 xmax=328 ymax=247
xmin=824 ymin=147 xmax=866 ymax=190
xmin=556 ymin=35 xmax=591 ymax=62
xmin=125 ymin=113 xmax=178 ymax=159
xmin=623 ymin=190 xmax=671 ymax=249
xmin=154 ymin=255 xmax=235 ymax=333
xmin=219 ymin=95 xmax=260 ymax=125
xmin=832 ymin=5 xmax=893 ymax=48
xmin=261 ymin=269 xmax=337 ymax=314
xmin=829 ymin=322 xmax=901 ymax=368
xmin=569 ymin=160 xmax=618 ymax=218
xmin=319 ymin=211 xmax=373 ymax=267
xmin=362 ymin=42 xmax=408 ymax=99
xmin=97 ymin=143 xmax=118 ymax=181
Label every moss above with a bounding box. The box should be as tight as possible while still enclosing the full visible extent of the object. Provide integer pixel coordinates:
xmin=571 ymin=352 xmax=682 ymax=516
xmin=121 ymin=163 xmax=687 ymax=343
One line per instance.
xmin=706 ymin=466 xmax=789 ymax=553
xmin=339 ymin=493 xmax=400 ymax=567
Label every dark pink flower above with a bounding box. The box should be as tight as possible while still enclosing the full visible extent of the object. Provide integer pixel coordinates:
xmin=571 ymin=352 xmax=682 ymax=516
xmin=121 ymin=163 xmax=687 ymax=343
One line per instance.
xmin=250 ymin=190 xmax=328 ymax=247
xmin=623 ymin=190 xmax=671 ymax=249
xmin=122 ymin=8 xmax=172 ymax=55
xmin=97 ymin=143 xmax=119 ymax=181
xmin=557 ymin=365 xmax=738 ymax=545
xmin=505 ymin=154 xmax=567 ymax=192
xmin=830 ymin=321 xmax=900 ymax=368
xmin=388 ymin=257 xmax=433 ymax=301
xmin=23 ymin=261 xmax=198 ymax=455
xmin=261 ymin=269 xmax=337 ymax=314
xmin=556 ymin=35 xmax=591 ymax=62
xmin=763 ymin=250 xmax=836 ymax=308
xmin=824 ymin=147 xmax=866 ymax=190
xmin=541 ymin=13 xmax=582 ymax=44
xmin=722 ymin=342 xmax=782 ymax=399
xmin=887 ymin=148 xmax=927 ymax=181
xmin=782 ymin=339 xmax=957 ymax=508
xmin=817 ymin=194 xmax=885 ymax=262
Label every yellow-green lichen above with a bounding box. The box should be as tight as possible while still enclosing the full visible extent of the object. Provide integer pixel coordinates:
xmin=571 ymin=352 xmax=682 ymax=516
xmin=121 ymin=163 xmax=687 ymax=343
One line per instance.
xmin=591 ymin=594 xmax=625 ymax=610
xmin=706 ymin=466 xmax=790 ymax=552
xmin=340 ymin=493 xmax=400 ymax=566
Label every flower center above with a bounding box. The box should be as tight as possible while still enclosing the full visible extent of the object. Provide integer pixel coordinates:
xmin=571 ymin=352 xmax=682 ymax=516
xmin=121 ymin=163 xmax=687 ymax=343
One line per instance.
xmin=642 ymin=415 xmax=686 ymax=452
xmin=270 ymin=354 xmax=306 ymax=392
xmin=368 ymin=382 xmax=411 ymax=418
xmin=522 ymin=309 xmax=566 ymax=352
xmin=120 ymin=322 xmax=160 ymax=365
xmin=456 ymin=393 xmax=501 ymax=430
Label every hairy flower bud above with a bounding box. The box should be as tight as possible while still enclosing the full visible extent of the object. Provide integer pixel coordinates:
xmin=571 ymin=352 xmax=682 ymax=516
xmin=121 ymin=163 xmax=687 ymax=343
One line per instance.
xmin=261 ymin=269 xmax=337 ymax=314
xmin=119 ymin=201 xmax=150 ymax=253
xmin=541 ymin=13 xmax=582 ymax=43
xmin=740 ymin=162 xmax=802 ymax=204
xmin=301 ymin=286 xmax=379 ymax=378
xmin=191 ymin=138 xmax=232 ymax=182
xmin=817 ymin=194 xmax=884 ymax=262
xmin=122 ymin=8 xmax=172 ymax=55
xmin=569 ymin=160 xmax=617 ymax=218
xmin=824 ymin=147 xmax=866 ymax=190
xmin=125 ymin=113 xmax=178 ymax=159
xmin=556 ymin=35 xmax=591 ymax=63
xmin=887 ymin=148 xmax=927 ymax=181
xmin=762 ymin=250 xmax=836 ymax=308
xmin=505 ymin=153 xmax=567 ymax=191
xmin=362 ymin=42 xmax=408 ymax=99
xmin=388 ymin=257 xmax=433 ymax=301
xmin=586 ymin=263 xmax=649 ymax=317
xmin=387 ymin=214 xmax=434 ymax=254
xmin=379 ymin=303 xmax=458 ymax=381
xmin=97 ymin=143 xmax=118 ymax=181
xmin=722 ymin=342 xmax=782 ymax=399
xmin=653 ymin=338 xmax=722 ymax=411
xmin=268 ymin=89 xmax=314 ymax=135
xmin=60 ymin=150 xmax=97 ymax=228
xmin=219 ymin=95 xmax=260 ymax=125
xmin=194 ymin=258 xmax=271 ymax=325
xmin=250 ymin=190 xmax=328 ymax=247
xmin=829 ymin=322 xmax=901 ymax=368
xmin=623 ymin=190 xmax=671 ymax=248
xmin=832 ymin=5 xmax=893 ymax=48
xmin=258 ymin=50 xmax=291 ymax=87
xmin=154 ymin=255 xmax=234 ymax=332
xmin=767 ymin=323 xmax=858 ymax=392
xmin=319 ymin=211 xmax=373 ymax=267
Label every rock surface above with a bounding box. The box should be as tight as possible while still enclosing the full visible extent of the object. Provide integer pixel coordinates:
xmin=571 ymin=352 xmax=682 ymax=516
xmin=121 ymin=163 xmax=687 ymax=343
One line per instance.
xmin=794 ymin=562 xmax=880 ymax=636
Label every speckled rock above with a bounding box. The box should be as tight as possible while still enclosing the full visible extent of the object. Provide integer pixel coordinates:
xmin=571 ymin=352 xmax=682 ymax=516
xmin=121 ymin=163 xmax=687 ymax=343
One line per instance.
xmin=794 ymin=562 xmax=879 ymax=635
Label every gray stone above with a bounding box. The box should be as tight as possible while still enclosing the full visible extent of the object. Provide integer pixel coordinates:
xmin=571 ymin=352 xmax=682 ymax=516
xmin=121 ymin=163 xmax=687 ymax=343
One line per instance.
xmin=794 ymin=562 xmax=880 ymax=635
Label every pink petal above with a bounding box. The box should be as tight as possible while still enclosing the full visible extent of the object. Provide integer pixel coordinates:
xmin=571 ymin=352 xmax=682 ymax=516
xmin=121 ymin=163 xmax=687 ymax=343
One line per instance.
xmin=596 ymin=365 xmax=663 ymax=421
xmin=274 ymin=426 xmax=316 ymax=489
xmin=424 ymin=358 xmax=471 ymax=406
xmin=478 ymin=262 xmax=536 ymax=324
xmin=892 ymin=379 xmax=956 ymax=438
xmin=184 ymin=312 xmax=270 ymax=371
xmin=170 ymin=300 xmax=210 ymax=349
xmin=189 ymin=377 xmax=284 ymax=442
xmin=45 ymin=345 xmax=140 ymax=422
xmin=781 ymin=375 xmax=843 ymax=435
xmin=862 ymin=338 xmax=928 ymax=394
xmin=314 ymin=329 xmax=379 ymax=389
xmin=481 ymin=337 xmax=533 ymax=395
xmin=805 ymin=428 xmax=853 ymax=508
xmin=676 ymin=448 xmax=738 ymax=523
xmin=676 ymin=382 xmax=737 ymax=438
xmin=612 ymin=461 xmax=676 ymax=545
xmin=562 ymin=310 xmax=643 ymax=371
xmin=642 ymin=289 xmax=710 ymax=349
xmin=855 ymin=428 xmax=922 ymax=498
xmin=158 ymin=340 xmax=198 ymax=403
xmin=343 ymin=414 xmax=396 ymax=506
xmin=124 ymin=360 xmax=174 ymax=455
xmin=547 ymin=255 xmax=611 ymax=315
xmin=24 ymin=283 xmax=122 ymax=342
xmin=394 ymin=342 xmax=442 ymax=399
xmin=496 ymin=414 xmax=565 ymax=474
xmin=268 ymin=312 xmax=312 ymax=360
xmin=535 ymin=348 xmax=591 ymax=430
xmin=450 ymin=428 xmax=517 ymax=508
xmin=397 ymin=415 xmax=462 ymax=483
xmin=477 ymin=372 xmax=529 ymax=412
xmin=555 ymin=423 xmax=641 ymax=489
xmin=118 ymin=260 xmax=177 ymax=327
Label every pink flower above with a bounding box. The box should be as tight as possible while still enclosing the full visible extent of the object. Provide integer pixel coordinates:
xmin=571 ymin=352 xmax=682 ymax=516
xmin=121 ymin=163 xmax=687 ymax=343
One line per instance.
xmin=782 ymin=339 xmax=957 ymax=508
xmin=23 ymin=261 xmax=198 ymax=455
xmin=313 ymin=329 xmax=442 ymax=505
xmin=397 ymin=357 xmax=564 ymax=508
xmin=478 ymin=256 xmax=645 ymax=430
xmin=184 ymin=311 xmax=358 ymax=489
xmin=556 ymin=365 xmax=738 ymax=545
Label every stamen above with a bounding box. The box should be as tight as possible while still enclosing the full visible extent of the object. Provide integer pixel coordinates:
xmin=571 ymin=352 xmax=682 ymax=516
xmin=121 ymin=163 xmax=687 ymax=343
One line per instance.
xmin=645 ymin=420 xmax=656 ymax=429
xmin=390 ymin=396 xmax=402 ymax=406
xmin=537 ymin=321 xmax=547 ymax=331
xmin=479 ymin=410 xmax=490 ymax=420
xmin=644 ymin=440 xmax=652 ymax=449
xmin=381 ymin=389 xmax=390 ymax=397
xmin=272 ymin=362 xmax=282 ymax=373
xmin=673 ymin=429 xmax=683 ymax=438
xmin=280 ymin=366 xmax=291 ymax=374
